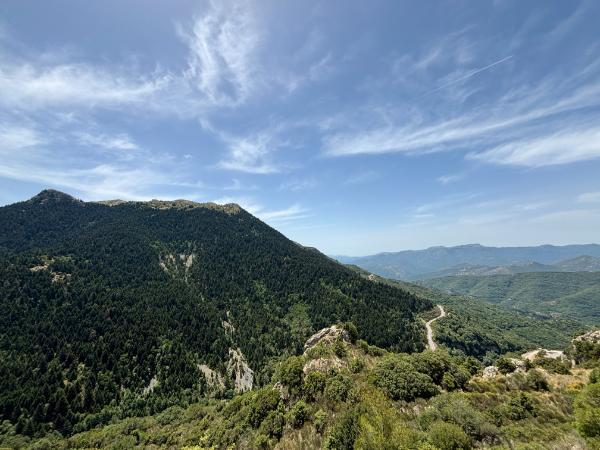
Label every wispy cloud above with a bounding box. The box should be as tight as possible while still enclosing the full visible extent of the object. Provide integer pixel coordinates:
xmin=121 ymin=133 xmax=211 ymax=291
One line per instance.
xmin=216 ymin=132 xmax=281 ymax=174
xmin=578 ymin=191 xmax=600 ymax=203
xmin=437 ymin=172 xmax=465 ymax=185
xmin=469 ymin=125 xmax=600 ymax=167
xmin=212 ymin=195 xmax=309 ymax=222
xmin=280 ymin=178 xmax=319 ymax=191
xmin=75 ymin=131 xmax=139 ymax=151
xmin=0 ymin=124 xmax=44 ymax=150
xmin=179 ymin=0 xmax=260 ymax=107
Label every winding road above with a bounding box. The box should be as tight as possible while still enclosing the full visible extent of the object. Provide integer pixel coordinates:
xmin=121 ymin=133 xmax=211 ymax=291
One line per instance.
xmin=425 ymin=305 xmax=446 ymax=351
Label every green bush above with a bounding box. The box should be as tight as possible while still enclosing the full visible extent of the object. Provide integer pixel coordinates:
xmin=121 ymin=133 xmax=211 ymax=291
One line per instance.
xmin=303 ymin=371 xmax=327 ymax=400
xmin=357 ymin=339 xmax=385 ymax=357
xmin=534 ymin=357 xmax=571 ymax=374
xmin=349 ymin=358 xmax=365 ymax=374
xmin=274 ymin=356 xmax=304 ymax=390
xmin=314 ymin=409 xmax=328 ymax=433
xmin=372 ymin=356 xmax=438 ymax=401
xmin=286 ymin=400 xmax=310 ymax=428
xmin=340 ymin=322 xmax=359 ymax=344
xmin=324 ymin=374 xmax=353 ymax=403
xmin=428 ymin=421 xmax=471 ymax=450
xmin=333 ymin=338 xmax=347 ymax=358
xmin=248 ymin=389 xmax=281 ymax=428
xmin=258 ymin=409 xmax=284 ymax=438
xmin=411 ymin=350 xmax=453 ymax=384
xmin=526 ymin=369 xmax=549 ymax=391
xmin=576 ymin=383 xmax=600 ymax=437
xmin=324 ymin=409 xmax=358 ymax=450
xmin=590 ymin=368 xmax=600 ymax=384
xmin=506 ymin=393 xmax=535 ymax=421
xmin=496 ymin=357 xmax=516 ymax=375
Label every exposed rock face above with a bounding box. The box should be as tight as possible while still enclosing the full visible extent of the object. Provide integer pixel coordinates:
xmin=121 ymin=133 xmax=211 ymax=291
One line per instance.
xmin=482 ymin=366 xmax=500 ymax=379
xmin=158 ymin=250 xmax=196 ymax=281
xmin=198 ymin=364 xmax=225 ymax=390
xmin=304 ymin=325 xmax=350 ymax=352
xmin=142 ymin=376 xmax=159 ymax=395
xmin=303 ymin=357 xmax=344 ymax=374
xmin=508 ymin=358 xmax=526 ymax=369
xmin=574 ymin=330 xmax=600 ymax=343
xmin=227 ymin=348 xmax=253 ymax=393
xmin=521 ymin=348 xmax=565 ymax=361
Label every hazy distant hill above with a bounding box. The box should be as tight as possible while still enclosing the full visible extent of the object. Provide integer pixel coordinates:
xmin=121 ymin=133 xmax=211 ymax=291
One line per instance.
xmin=421 ymin=271 xmax=600 ymax=325
xmin=335 ymin=243 xmax=600 ymax=280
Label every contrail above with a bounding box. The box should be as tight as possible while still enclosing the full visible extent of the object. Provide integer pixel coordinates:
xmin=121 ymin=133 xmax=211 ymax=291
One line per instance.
xmin=425 ymin=55 xmax=514 ymax=95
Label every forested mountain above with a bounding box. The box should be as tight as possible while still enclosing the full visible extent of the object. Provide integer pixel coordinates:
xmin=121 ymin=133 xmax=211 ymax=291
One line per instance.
xmin=345 ymin=265 xmax=584 ymax=359
xmin=0 ymin=190 xmax=431 ymax=438
xmin=335 ymin=243 xmax=600 ymax=280
xmin=422 ymin=271 xmax=600 ymax=325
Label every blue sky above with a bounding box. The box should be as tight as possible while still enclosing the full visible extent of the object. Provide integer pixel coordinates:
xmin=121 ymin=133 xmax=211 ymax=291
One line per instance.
xmin=1 ymin=0 xmax=600 ymax=255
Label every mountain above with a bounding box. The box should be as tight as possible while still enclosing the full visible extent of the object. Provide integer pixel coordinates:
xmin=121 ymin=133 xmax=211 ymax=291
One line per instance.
xmin=421 ymin=271 xmax=600 ymax=325
xmin=335 ymin=243 xmax=600 ymax=280
xmin=0 ymin=190 xmax=431 ymax=437
xmin=346 ymin=265 xmax=583 ymax=358
xmin=554 ymin=255 xmax=600 ymax=272
xmin=11 ymin=308 xmax=594 ymax=450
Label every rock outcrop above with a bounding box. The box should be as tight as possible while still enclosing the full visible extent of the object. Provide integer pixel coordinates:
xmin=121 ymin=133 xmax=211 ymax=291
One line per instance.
xmin=227 ymin=348 xmax=254 ymax=393
xmin=304 ymin=325 xmax=349 ymax=352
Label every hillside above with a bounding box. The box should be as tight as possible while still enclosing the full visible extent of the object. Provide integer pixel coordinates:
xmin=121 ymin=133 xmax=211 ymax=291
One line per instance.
xmin=335 ymin=243 xmax=600 ymax=280
xmin=422 ymin=271 xmax=600 ymax=325
xmin=0 ymin=190 xmax=431 ymax=438
xmin=346 ymin=265 xmax=584 ymax=359
xmin=6 ymin=324 xmax=598 ymax=449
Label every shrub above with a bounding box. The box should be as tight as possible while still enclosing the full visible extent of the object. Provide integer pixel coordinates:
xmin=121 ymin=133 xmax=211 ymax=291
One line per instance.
xmin=333 ymin=338 xmax=347 ymax=358
xmin=324 ymin=409 xmax=358 ymax=450
xmin=428 ymin=421 xmax=471 ymax=450
xmin=526 ymin=369 xmax=549 ymax=391
xmin=341 ymin=322 xmax=359 ymax=344
xmin=349 ymin=358 xmax=365 ymax=374
xmin=248 ymin=389 xmax=280 ymax=428
xmin=372 ymin=356 xmax=438 ymax=401
xmin=259 ymin=409 xmax=284 ymax=438
xmin=303 ymin=371 xmax=327 ymax=400
xmin=576 ymin=383 xmax=600 ymax=437
xmin=286 ymin=400 xmax=310 ymax=428
xmin=274 ymin=356 xmax=304 ymax=390
xmin=535 ymin=357 xmax=571 ymax=375
xmin=506 ymin=393 xmax=535 ymax=421
xmin=411 ymin=350 xmax=453 ymax=384
xmin=590 ymin=368 xmax=600 ymax=384
xmin=314 ymin=408 xmax=328 ymax=433
xmin=325 ymin=374 xmax=353 ymax=403
xmin=463 ymin=356 xmax=483 ymax=376
xmin=357 ymin=339 xmax=385 ymax=357
xmin=496 ymin=357 xmax=516 ymax=375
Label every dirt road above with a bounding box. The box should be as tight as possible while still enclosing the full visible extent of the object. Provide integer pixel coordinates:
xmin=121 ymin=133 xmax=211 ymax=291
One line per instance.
xmin=425 ymin=305 xmax=446 ymax=351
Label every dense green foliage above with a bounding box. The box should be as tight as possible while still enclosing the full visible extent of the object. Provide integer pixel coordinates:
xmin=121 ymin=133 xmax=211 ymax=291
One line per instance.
xmin=0 ymin=190 xmax=432 ymax=438
xmin=347 ymin=265 xmax=583 ymax=358
xmin=422 ymin=271 xmax=600 ymax=325
xmin=7 ymin=331 xmax=594 ymax=449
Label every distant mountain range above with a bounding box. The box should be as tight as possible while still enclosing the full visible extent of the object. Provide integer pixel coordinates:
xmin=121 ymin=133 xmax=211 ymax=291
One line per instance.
xmin=334 ymin=244 xmax=600 ymax=280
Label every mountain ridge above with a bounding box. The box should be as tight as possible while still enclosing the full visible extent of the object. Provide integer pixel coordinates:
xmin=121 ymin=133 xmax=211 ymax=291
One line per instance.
xmin=335 ymin=243 xmax=600 ymax=280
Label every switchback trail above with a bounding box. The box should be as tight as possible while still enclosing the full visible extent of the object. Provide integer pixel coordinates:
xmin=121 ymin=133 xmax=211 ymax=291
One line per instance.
xmin=425 ymin=305 xmax=446 ymax=351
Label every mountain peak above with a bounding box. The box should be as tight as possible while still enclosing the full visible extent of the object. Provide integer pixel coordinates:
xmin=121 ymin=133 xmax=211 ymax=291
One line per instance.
xmin=29 ymin=189 xmax=81 ymax=205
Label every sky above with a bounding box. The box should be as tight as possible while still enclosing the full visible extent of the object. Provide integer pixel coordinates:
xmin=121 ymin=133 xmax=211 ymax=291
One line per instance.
xmin=1 ymin=0 xmax=600 ymax=255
